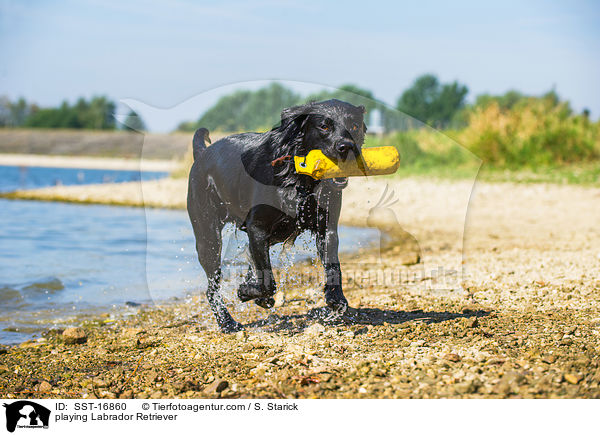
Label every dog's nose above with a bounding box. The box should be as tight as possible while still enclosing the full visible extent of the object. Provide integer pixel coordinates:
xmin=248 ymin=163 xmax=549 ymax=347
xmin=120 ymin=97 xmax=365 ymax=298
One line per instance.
xmin=336 ymin=141 xmax=355 ymax=155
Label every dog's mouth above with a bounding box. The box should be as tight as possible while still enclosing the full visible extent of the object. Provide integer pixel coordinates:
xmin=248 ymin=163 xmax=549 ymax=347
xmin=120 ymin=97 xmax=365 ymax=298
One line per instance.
xmin=328 ymin=177 xmax=349 ymax=189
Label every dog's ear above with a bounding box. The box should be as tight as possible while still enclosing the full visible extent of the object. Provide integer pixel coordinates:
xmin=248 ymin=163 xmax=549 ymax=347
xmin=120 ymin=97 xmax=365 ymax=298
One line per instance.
xmin=358 ymin=105 xmax=366 ymax=114
xmin=280 ymin=103 xmax=311 ymax=128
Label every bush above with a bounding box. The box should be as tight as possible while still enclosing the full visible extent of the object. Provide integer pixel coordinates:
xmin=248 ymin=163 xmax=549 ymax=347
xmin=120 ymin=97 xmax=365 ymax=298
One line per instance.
xmin=458 ymin=97 xmax=599 ymax=167
xmin=365 ymin=129 xmax=474 ymax=170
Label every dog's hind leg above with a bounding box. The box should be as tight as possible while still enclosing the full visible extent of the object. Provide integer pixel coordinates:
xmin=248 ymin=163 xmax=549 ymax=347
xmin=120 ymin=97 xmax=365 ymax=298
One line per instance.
xmin=196 ymin=229 xmax=242 ymax=332
xmin=188 ymin=200 xmax=242 ymax=333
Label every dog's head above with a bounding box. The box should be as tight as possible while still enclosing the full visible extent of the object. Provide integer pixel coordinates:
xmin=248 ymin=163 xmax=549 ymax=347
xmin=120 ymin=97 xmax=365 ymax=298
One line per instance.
xmin=281 ymin=99 xmax=367 ymax=160
xmin=279 ymin=99 xmax=367 ymax=189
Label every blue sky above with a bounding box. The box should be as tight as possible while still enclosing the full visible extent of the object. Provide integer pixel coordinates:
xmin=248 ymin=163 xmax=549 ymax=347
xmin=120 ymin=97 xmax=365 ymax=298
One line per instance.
xmin=1 ymin=0 xmax=599 ymax=131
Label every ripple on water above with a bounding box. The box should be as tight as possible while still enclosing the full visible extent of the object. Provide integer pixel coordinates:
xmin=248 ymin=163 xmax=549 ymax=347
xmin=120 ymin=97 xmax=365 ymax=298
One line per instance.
xmin=1 ymin=197 xmax=379 ymax=344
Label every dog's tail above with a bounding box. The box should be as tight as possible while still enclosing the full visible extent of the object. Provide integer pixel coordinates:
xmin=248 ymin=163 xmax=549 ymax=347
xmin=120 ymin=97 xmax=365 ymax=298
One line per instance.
xmin=192 ymin=128 xmax=211 ymax=161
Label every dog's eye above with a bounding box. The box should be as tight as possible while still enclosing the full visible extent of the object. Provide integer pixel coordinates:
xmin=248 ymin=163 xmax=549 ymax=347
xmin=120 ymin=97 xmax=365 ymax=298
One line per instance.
xmin=352 ymin=124 xmax=358 ymax=131
xmin=319 ymin=123 xmax=329 ymax=131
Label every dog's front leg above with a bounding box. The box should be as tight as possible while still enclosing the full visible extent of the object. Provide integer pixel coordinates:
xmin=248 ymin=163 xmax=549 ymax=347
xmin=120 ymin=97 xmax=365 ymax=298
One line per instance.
xmin=316 ymin=226 xmax=348 ymax=315
xmin=237 ymin=224 xmax=276 ymax=309
xmin=315 ymin=188 xmax=348 ymax=315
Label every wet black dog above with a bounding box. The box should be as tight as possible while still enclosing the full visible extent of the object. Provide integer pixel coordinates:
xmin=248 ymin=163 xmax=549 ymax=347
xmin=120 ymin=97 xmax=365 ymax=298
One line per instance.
xmin=187 ymin=99 xmax=366 ymax=332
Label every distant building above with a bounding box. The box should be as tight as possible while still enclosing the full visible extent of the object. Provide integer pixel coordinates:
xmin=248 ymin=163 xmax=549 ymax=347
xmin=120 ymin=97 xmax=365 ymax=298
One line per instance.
xmin=367 ymin=108 xmax=385 ymax=135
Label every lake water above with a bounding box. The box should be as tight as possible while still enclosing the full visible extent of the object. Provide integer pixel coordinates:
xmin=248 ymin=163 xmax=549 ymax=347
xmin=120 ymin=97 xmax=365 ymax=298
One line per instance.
xmin=0 ymin=164 xmax=168 ymax=192
xmin=0 ymin=166 xmax=377 ymax=344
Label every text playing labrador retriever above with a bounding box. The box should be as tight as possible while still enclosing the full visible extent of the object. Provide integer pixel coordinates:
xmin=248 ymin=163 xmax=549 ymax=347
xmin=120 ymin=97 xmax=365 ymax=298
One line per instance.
xmin=187 ymin=99 xmax=366 ymax=332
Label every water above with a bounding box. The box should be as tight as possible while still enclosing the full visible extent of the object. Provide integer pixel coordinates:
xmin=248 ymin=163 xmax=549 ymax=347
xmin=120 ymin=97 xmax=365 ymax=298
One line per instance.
xmin=0 ymin=165 xmax=168 ymax=192
xmin=0 ymin=168 xmax=378 ymax=344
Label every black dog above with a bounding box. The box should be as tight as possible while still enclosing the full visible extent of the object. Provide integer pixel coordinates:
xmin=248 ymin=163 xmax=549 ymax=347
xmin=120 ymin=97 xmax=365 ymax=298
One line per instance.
xmin=187 ymin=99 xmax=366 ymax=332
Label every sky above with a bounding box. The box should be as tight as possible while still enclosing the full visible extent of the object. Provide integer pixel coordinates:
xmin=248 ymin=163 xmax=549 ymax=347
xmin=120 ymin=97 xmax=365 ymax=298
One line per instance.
xmin=1 ymin=0 xmax=599 ymax=132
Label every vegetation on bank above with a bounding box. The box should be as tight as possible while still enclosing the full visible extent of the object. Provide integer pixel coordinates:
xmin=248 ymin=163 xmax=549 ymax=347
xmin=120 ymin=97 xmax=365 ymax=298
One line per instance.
xmin=0 ymin=96 xmax=145 ymax=131
xmin=2 ymin=75 xmax=598 ymax=185
xmin=365 ymin=92 xmax=599 ymax=184
xmin=172 ymin=87 xmax=599 ymax=185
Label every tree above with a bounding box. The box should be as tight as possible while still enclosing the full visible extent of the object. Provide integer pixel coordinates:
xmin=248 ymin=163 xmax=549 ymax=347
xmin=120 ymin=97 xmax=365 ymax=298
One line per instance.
xmin=179 ymin=83 xmax=383 ymax=133
xmin=0 ymin=96 xmax=35 ymax=127
xmin=306 ymin=84 xmax=379 ymax=113
xmin=475 ymin=90 xmax=524 ymax=111
xmin=121 ymin=110 xmax=146 ymax=131
xmin=182 ymin=83 xmax=302 ymax=132
xmin=22 ymin=96 xmax=116 ymax=129
xmin=0 ymin=96 xmax=14 ymax=126
xmin=397 ymin=74 xmax=468 ymax=128
xmin=85 ymin=96 xmax=116 ymax=129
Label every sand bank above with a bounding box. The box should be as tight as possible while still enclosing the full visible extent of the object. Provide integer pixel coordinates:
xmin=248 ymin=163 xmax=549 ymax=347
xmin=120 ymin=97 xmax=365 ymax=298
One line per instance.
xmin=0 ymin=153 xmax=178 ymax=172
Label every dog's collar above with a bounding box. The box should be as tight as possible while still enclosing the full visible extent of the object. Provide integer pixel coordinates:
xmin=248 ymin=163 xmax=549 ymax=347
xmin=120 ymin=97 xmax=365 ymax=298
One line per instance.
xmin=270 ymin=155 xmax=293 ymax=167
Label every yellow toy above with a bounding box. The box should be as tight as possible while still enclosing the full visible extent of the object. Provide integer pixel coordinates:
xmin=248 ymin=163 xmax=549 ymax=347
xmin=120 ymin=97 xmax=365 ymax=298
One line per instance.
xmin=294 ymin=146 xmax=400 ymax=179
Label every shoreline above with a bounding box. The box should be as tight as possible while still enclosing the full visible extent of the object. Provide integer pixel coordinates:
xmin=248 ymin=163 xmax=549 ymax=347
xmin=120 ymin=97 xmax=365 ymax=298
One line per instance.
xmin=0 ymin=153 xmax=179 ymax=172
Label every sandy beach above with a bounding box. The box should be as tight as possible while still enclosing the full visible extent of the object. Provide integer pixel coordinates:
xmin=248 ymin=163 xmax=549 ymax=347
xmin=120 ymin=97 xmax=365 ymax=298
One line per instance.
xmin=1 ymin=174 xmax=599 ymax=398
xmin=0 ymin=153 xmax=179 ymax=172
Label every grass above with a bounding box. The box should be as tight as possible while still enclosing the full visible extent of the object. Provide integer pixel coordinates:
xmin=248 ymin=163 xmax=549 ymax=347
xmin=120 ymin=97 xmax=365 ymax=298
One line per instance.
xmin=389 ymin=163 xmax=600 ymax=186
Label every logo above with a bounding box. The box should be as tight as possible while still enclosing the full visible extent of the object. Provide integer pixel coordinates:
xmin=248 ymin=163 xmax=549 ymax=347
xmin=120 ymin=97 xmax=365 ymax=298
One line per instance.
xmin=2 ymin=401 xmax=50 ymax=433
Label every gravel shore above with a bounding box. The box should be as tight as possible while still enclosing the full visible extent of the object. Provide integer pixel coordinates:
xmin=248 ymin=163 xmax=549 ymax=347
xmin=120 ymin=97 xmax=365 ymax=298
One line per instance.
xmin=1 ymin=177 xmax=599 ymax=398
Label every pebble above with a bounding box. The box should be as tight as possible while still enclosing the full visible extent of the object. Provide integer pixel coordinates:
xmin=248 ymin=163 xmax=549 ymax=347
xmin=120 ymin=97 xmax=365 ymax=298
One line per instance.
xmin=62 ymin=327 xmax=87 ymax=344
xmin=206 ymin=379 xmax=229 ymax=394
xmin=564 ymin=374 xmax=582 ymax=385
xmin=541 ymin=354 xmax=557 ymax=364
xmin=444 ymin=353 xmax=461 ymax=362
xmin=273 ymin=292 xmax=285 ymax=308
xmin=119 ymin=390 xmax=134 ymax=399
xmin=38 ymin=381 xmax=52 ymax=392
xmin=145 ymin=370 xmax=158 ymax=383
xmin=123 ymin=328 xmax=145 ymax=337
xmin=454 ymin=381 xmax=477 ymax=394
xmin=305 ymin=323 xmax=326 ymax=336
xmin=495 ymin=381 xmax=512 ymax=396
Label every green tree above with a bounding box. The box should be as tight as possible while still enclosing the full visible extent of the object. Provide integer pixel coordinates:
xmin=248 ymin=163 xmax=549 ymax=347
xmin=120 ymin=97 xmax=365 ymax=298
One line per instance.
xmin=305 ymin=84 xmax=378 ymax=113
xmin=0 ymin=96 xmax=35 ymax=127
xmin=121 ymin=110 xmax=146 ymax=131
xmin=179 ymin=83 xmax=384 ymax=133
xmin=183 ymin=83 xmax=302 ymax=132
xmin=397 ymin=74 xmax=468 ymax=128
xmin=85 ymin=96 xmax=116 ymax=129
xmin=23 ymin=96 xmax=116 ymax=129
xmin=475 ymin=90 xmax=524 ymax=111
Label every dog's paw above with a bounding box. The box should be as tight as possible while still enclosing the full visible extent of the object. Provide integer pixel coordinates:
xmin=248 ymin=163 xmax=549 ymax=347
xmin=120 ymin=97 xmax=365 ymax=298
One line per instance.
xmin=324 ymin=286 xmax=348 ymax=314
xmin=238 ymin=283 xmax=264 ymax=302
xmin=255 ymin=297 xmax=275 ymax=309
xmin=325 ymin=293 xmax=349 ymax=317
xmin=219 ymin=319 xmax=244 ymax=334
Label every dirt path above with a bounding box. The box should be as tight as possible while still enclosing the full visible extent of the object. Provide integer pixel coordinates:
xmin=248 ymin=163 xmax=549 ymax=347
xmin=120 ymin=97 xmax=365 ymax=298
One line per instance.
xmin=1 ymin=177 xmax=599 ymax=398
